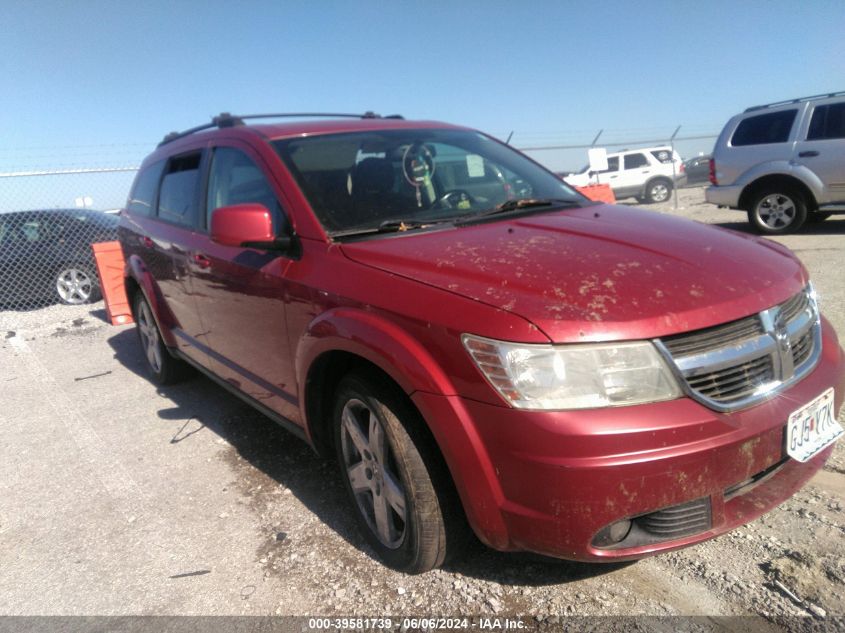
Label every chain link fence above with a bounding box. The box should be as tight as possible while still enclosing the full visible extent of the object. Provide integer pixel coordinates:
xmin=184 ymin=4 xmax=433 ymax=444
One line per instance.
xmin=0 ymin=124 xmax=718 ymax=318
xmin=0 ymin=168 xmax=137 ymax=315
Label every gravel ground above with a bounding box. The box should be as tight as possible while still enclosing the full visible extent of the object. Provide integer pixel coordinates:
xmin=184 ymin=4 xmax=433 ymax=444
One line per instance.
xmin=1 ymin=187 xmax=843 ymax=631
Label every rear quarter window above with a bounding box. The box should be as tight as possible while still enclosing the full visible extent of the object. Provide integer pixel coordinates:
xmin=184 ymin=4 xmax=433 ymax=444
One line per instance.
xmin=731 ymin=110 xmax=797 ymax=146
xmin=650 ymin=150 xmax=673 ymax=163
xmin=807 ymin=102 xmax=845 ymax=140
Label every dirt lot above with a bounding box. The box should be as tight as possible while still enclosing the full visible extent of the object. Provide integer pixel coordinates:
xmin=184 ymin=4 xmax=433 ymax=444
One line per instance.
xmin=1 ymin=187 xmax=844 ymax=630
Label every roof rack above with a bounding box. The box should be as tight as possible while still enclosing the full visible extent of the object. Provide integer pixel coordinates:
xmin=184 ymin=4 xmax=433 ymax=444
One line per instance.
xmin=158 ymin=111 xmax=405 ymax=146
xmin=744 ymin=91 xmax=845 ymax=112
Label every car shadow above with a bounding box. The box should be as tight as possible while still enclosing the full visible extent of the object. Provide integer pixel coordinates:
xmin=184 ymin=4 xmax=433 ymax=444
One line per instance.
xmin=716 ymin=216 xmax=845 ymax=236
xmin=106 ymin=326 xmax=624 ymax=585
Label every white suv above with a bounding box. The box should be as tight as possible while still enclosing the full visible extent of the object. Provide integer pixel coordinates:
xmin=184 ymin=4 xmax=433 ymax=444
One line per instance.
xmin=564 ymin=146 xmax=683 ymax=203
xmin=706 ymin=91 xmax=845 ymax=234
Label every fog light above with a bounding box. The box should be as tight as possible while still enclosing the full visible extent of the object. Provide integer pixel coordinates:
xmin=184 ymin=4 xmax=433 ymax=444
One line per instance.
xmin=608 ymin=519 xmax=632 ymax=543
xmin=592 ymin=519 xmax=633 ymax=548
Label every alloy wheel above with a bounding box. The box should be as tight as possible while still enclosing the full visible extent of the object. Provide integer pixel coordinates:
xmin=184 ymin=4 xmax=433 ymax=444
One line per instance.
xmin=56 ymin=268 xmax=93 ymax=304
xmin=340 ymin=398 xmax=408 ymax=548
xmin=137 ymin=300 xmax=163 ymax=374
xmin=650 ymin=183 xmax=670 ymax=202
xmin=756 ymin=194 xmax=796 ymax=229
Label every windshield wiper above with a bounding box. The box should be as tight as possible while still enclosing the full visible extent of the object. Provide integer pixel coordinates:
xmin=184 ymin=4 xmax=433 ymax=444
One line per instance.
xmin=376 ymin=218 xmax=444 ymax=232
xmin=456 ymin=198 xmax=581 ymax=225
xmin=331 ymin=217 xmax=456 ymax=239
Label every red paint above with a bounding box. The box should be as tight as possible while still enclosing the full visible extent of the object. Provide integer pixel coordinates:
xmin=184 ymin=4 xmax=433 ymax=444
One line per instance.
xmin=210 ymin=203 xmax=274 ymax=247
xmin=119 ymin=116 xmax=845 ymax=562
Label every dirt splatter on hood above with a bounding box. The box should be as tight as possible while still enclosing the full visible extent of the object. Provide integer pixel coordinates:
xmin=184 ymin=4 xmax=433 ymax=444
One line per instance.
xmin=341 ymin=204 xmax=807 ymax=342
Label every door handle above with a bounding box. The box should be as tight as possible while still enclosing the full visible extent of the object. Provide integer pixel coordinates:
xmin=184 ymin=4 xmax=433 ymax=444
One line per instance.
xmin=798 ymin=151 xmax=819 ymax=157
xmin=193 ymin=253 xmax=211 ymax=269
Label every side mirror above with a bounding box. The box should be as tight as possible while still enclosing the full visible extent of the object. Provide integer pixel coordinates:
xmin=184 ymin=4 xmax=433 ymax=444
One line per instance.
xmin=210 ymin=203 xmax=292 ymax=251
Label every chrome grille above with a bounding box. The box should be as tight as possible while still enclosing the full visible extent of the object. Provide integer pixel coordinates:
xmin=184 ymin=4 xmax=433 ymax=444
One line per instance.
xmin=791 ymin=329 xmax=813 ymax=366
xmin=656 ymin=286 xmax=822 ymax=412
xmin=662 ymin=314 xmax=763 ymax=356
xmin=686 ymin=355 xmax=775 ymax=401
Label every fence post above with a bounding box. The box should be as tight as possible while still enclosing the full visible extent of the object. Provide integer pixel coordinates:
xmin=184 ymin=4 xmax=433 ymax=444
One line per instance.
xmin=670 ymin=125 xmax=681 ymax=212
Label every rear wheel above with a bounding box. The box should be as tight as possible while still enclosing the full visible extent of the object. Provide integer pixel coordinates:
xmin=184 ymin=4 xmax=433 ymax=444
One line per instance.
xmin=333 ymin=370 xmax=462 ymax=573
xmin=644 ymin=179 xmax=672 ymax=203
xmin=133 ymin=292 xmax=191 ymax=385
xmin=747 ymin=187 xmax=807 ymax=235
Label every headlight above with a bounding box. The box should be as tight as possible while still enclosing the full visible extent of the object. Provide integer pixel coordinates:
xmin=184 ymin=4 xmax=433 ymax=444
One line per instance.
xmin=462 ymin=334 xmax=681 ymax=410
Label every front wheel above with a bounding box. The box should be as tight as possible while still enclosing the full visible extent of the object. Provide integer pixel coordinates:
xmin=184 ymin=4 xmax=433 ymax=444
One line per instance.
xmin=333 ymin=370 xmax=462 ymax=573
xmin=56 ymin=264 xmax=99 ymax=305
xmin=747 ymin=187 xmax=807 ymax=235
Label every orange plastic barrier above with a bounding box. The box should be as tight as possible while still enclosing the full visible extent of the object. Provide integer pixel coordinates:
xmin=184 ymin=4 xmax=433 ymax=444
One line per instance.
xmin=92 ymin=241 xmax=134 ymax=326
xmin=575 ymin=184 xmax=616 ymax=204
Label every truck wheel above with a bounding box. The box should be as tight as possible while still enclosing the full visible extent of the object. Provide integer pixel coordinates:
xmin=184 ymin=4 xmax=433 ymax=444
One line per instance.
xmin=645 ymin=179 xmax=672 ymax=203
xmin=333 ymin=370 xmax=461 ymax=573
xmin=133 ymin=292 xmax=191 ymax=385
xmin=747 ymin=187 xmax=807 ymax=235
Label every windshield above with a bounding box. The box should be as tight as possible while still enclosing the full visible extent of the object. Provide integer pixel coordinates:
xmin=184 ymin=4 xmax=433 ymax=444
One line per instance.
xmin=272 ymin=128 xmax=583 ymax=235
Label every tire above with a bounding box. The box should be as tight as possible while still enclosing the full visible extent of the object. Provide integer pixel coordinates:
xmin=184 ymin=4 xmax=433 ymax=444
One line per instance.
xmin=333 ymin=370 xmax=463 ymax=573
xmin=133 ymin=292 xmax=191 ymax=385
xmin=747 ymin=186 xmax=807 ymax=235
xmin=806 ymin=212 xmax=832 ymax=224
xmin=644 ymin=178 xmax=672 ymax=204
xmin=55 ymin=264 xmax=100 ymax=305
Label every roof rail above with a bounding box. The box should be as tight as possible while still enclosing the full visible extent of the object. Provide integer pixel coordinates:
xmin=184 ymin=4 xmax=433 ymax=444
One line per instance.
xmin=158 ymin=111 xmax=404 ymax=146
xmin=744 ymin=91 xmax=845 ymax=112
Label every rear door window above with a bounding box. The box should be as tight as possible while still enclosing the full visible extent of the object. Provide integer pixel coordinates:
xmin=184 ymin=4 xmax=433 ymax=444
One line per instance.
xmin=157 ymin=153 xmax=202 ymax=227
xmin=807 ymin=102 xmax=845 ymax=140
xmin=731 ymin=110 xmax=797 ymax=146
xmin=623 ymin=153 xmax=649 ymax=169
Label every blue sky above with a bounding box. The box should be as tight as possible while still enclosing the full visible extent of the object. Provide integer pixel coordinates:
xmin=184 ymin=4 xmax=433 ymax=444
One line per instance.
xmin=1 ymin=0 xmax=843 ymax=207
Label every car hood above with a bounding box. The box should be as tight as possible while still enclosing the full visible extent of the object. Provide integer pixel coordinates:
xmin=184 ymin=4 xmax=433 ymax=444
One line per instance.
xmin=339 ymin=205 xmax=807 ymax=343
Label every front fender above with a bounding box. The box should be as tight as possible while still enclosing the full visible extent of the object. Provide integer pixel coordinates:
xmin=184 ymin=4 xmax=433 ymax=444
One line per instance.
xmin=295 ymin=307 xmax=457 ymax=397
xmin=125 ymin=253 xmax=179 ymax=349
xmin=295 ymin=307 xmax=509 ymax=547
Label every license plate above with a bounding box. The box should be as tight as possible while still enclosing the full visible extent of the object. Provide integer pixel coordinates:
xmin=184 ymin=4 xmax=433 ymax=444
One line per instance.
xmin=786 ymin=388 xmax=842 ymax=462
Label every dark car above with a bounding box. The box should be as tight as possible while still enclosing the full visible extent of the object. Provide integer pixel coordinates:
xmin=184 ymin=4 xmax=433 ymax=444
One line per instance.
xmin=682 ymin=154 xmax=711 ymax=186
xmin=120 ymin=113 xmax=843 ymax=573
xmin=0 ymin=208 xmax=118 ymax=308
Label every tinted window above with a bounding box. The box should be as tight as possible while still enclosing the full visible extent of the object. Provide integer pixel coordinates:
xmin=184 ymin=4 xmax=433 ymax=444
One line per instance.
xmin=127 ymin=160 xmax=165 ymax=216
xmin=624 ymin=153 xmax=648 ymax=169
xmin=273 ymin=128 xmax=580 ymax=235
xmin=731 ymin=110 xmax=797 ymax=146
xmin=0 ymin=214 xmax=44 ymax=244
xmin=807 ymin=103 xmax=845 ymax=140
xmin=650 ymin=149 xmax=673 ymax=163
xmin=206 ymin=148 xmax=285 ymax=232
xmin=157 ymin=153 xmax=201 ymax=227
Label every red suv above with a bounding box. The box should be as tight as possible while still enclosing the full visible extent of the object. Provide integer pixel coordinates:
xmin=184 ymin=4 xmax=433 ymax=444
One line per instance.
xmin=119 ymin=113 xmax=845 ymax=573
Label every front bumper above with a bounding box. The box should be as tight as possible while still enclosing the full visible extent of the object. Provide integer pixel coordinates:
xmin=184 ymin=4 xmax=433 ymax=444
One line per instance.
xmin=705 ymin=184 xmax=743 ymax=208
xmin=412 ymin=320 xmax=845 ymax=562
